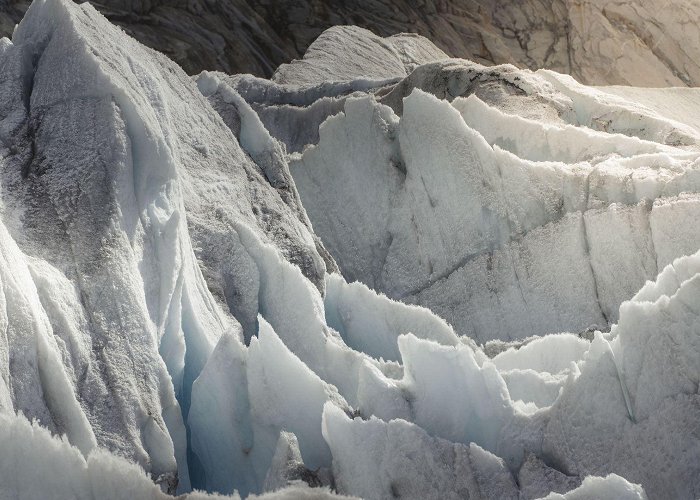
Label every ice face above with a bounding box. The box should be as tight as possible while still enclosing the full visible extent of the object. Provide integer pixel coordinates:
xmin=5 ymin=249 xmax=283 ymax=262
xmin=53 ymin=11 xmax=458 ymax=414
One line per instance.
xmin=0 ymin=1 xmax=698 ymax=500
xmin=0 ymin=0 xmax=331 ymax=494
xmin=289 ymin=82 xmax=700 ymax=342
xmin=271 ymin=26 xmax=448 ymax=87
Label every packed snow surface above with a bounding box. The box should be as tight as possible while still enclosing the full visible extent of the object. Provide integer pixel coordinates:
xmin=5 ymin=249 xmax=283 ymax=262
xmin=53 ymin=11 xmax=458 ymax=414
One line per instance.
xmin=0 ymin=1 xmax=698 ymax=500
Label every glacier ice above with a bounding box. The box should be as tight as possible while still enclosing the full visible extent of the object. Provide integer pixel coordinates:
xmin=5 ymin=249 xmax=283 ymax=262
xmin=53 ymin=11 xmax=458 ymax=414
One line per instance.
xmin=272 ymin=26 xmax=448 ymax=87
xmin=0 ymin=1 xmax=699 ymax=500
xmin=0 ymin=0 xmax=331 ymax=493
xmin=289 ymin=73 xmax=700 ymax=341
xmin=322 ymin=402 xmax=519 ymax=500
xmin=536 ymin=474 xmax=647 ymax=500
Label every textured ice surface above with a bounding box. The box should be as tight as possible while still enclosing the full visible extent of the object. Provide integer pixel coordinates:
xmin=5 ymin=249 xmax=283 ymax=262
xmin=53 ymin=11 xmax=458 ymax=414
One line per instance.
xmin=535 ymin=474 xmax=647 ymax=500
xmin=322 ymin=402 xmax=519 ymax=500
xmin=0 ymin=0 xmax=331 ymax=494
xmin=0 ymin=2 xmax=698 ymax=500
xmin=272 ymin=26 xmax=448 ymax=87
xmin=289 ymin=70 xmax=700 ymax=341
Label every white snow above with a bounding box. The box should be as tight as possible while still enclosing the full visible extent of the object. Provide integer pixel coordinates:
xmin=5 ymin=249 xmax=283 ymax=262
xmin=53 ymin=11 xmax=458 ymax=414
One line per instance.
xmin=535 ymin=474 xmax=647 ymax=500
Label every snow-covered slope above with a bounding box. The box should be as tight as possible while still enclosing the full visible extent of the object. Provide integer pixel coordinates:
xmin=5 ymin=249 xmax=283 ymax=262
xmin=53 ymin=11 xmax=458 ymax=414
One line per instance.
xmin=0 ymin=1 xmax=699 ymax=500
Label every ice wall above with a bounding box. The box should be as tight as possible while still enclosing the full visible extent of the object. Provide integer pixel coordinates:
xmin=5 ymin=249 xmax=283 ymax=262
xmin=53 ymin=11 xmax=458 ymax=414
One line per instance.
xmin=285 ymin=63 xmax=700 ymax=341
xmin=0 ymin=0 xmax=332 ymax=493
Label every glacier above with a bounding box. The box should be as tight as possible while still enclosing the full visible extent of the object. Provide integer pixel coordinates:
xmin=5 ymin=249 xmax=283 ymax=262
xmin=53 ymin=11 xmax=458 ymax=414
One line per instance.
xmin=0 ymin=0 xmax=699 ymax=499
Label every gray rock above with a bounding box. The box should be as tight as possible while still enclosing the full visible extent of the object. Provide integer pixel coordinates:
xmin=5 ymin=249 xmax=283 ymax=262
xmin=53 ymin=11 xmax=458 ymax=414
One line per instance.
xmin=3 ymin=0 xmax=700 ymax=86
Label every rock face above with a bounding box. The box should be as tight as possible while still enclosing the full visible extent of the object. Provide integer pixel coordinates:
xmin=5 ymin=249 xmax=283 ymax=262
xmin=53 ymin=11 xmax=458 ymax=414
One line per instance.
xmin=3 ymin=0 xmax=700 ymax=86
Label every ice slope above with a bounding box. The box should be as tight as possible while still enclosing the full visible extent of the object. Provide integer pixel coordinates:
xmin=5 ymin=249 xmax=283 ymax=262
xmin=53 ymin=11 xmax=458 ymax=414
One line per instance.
xmin=0 ymin=411 xmax=353 ymax=500
xmin=0 ymin=2 xmax=698 ymax=500
xmin=599 ymin=86 xmax=700 ymax=139
xmin=272 ymin=26 xmax=449 ymax=87
xmin=0 ymin=0 xmax=333 ymax=494
xmin=322 ymin=402 xmax=520 ymax=500
xmin=284 ymin=58 xmax=700 ymax=341
xmin=543 ymin=251 xmax=700 ymax=499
